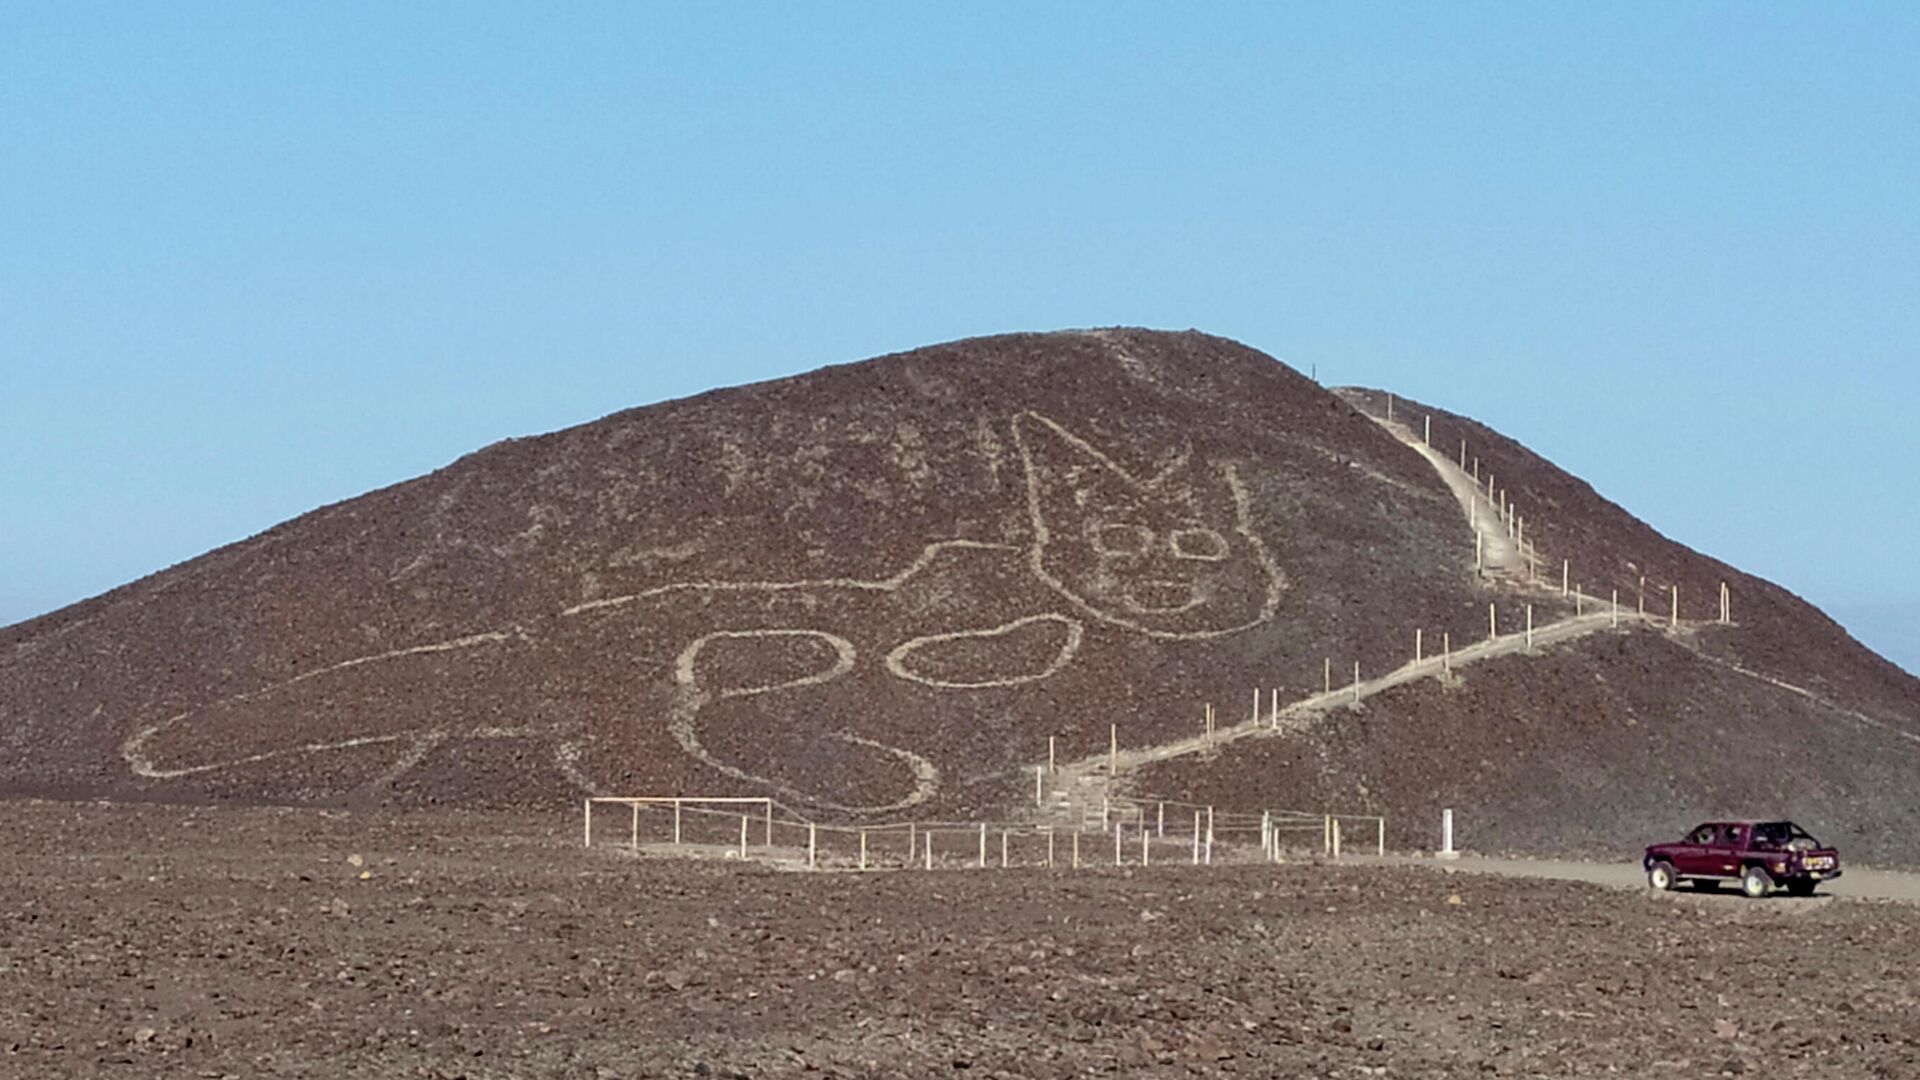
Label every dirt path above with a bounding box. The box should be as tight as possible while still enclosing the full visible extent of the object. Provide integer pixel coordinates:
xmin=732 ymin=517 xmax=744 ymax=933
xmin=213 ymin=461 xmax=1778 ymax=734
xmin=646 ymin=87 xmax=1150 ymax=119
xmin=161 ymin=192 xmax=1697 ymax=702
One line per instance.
xmin=1362 ymin=407 xmax=1527 ymax=578
xmin=1039 ymin=403 xmax=1659 ymax=828
xmin=1373 ymin=853 xmax=1920 ymax=904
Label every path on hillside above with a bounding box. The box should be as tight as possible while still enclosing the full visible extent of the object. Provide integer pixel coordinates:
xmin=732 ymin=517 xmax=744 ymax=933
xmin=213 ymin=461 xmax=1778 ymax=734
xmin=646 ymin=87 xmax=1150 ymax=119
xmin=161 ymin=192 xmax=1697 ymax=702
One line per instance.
xmin=1041 ymin=606 xmax=1651 ymax=827
xmin=1369 ymin=853 xmax=1920 ymax=905
xmin=1359 ymin=405 xmax=1528 ymax=579
xmin=1038 ymin=398 xmax=1634 ymax=827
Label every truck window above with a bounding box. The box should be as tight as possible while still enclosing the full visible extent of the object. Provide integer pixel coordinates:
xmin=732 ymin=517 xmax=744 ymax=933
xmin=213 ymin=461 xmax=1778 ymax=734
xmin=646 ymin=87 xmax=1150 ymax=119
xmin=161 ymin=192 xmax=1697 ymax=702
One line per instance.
xmin=1721 ymin=825 xmax=1746 ymax=847
xmin=1686 ymin=824 xmax=1716 ymax=845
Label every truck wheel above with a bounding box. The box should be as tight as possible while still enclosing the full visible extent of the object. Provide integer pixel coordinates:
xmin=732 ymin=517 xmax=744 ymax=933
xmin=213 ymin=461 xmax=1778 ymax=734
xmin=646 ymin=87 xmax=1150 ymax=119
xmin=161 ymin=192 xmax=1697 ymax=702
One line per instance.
xmin=1647 ymin=861 xmax=1677 ymax=891
xmin=1740 ymin=865 xmax=1774 ymax=899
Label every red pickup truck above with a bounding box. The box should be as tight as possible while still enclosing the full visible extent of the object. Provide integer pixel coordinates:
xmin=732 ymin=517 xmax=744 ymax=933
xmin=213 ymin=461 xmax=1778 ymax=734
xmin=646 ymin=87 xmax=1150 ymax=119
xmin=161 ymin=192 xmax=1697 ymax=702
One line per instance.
xmin=1644 ymin=821 xmax=1841 ymax=898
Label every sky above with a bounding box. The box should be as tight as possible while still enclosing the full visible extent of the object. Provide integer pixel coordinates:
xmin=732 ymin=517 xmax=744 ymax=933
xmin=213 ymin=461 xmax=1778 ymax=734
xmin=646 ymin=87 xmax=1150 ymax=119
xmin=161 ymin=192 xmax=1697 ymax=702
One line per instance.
xmin=2 ymin=4 xmax=1916 ymax=675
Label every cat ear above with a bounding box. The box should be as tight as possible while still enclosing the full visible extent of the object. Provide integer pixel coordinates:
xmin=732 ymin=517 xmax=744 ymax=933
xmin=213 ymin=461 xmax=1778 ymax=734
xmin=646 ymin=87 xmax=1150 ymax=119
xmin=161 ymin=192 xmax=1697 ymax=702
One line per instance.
xmin=1185 ymin=460 xmax=1250 ymax=530
xmin=1014 ymin=413 xmax=1139 ymax=534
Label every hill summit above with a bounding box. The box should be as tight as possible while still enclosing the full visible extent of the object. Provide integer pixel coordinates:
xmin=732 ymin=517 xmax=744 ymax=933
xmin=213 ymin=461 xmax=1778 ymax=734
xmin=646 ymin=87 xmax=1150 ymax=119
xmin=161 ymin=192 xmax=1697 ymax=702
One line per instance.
xmin=3 ymin=330 xmax=1916 ymax=859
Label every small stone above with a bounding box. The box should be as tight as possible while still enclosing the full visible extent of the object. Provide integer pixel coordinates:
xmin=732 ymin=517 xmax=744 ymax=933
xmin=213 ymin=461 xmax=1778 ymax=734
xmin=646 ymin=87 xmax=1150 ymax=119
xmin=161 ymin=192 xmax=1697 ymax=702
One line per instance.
xmin=346 ymin=853 xmax=364 ymax=868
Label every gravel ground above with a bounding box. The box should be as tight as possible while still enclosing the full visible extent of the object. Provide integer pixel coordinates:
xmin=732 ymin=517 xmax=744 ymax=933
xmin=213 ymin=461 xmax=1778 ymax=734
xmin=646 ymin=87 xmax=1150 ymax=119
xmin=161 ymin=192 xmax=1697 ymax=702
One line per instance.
xmin=5 ymin=800 xmax=1920 ymax=1078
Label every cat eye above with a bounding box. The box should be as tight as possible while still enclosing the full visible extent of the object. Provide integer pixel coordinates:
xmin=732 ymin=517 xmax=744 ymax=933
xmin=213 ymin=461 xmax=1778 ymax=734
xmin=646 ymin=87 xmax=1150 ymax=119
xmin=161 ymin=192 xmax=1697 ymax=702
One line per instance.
xmin=1169 ymin=528 xmax=1229 ymax=561
xmin=1089 ymin=523 xmax=1153 ymax=557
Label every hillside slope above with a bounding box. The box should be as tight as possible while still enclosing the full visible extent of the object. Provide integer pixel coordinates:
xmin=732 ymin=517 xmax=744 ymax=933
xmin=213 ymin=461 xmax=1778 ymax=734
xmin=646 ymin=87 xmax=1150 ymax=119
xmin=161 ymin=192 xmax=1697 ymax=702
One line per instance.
xmin=2 ymin=330 xmax=1915 ymax=857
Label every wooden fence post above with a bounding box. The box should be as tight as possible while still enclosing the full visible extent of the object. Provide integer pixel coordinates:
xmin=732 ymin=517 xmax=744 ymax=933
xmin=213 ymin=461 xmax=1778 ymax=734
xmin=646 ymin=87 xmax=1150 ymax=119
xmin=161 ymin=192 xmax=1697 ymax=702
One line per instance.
xmin=1323 ymin=814 xmax=1331 ymax=856
xmin=1671 ymin=585 xmax=1679 ymax=628
xmin=1114 ymin=826 xmax=1122 ymax=867
xmin=859 ymin=829 xmax=868 ymax=870
xmin=673 ymin=799 xmax=682 ymax=845
xmin=1415 ymin=628 xmax=1423 ymax=664
xmin=1072 ymin=831 xmax=1080 ymax=869
xmin=583 ymin=799 xmax=592 ymax=848
xmin=1332 ymin=819 xmax=1342 ymax=861
xmin=1526 ymin=605 xmax=1534 ymax=651
xmin=926 ymin=833 xmax=933 ymax=870
xmin=739 ymin=815 xmax=748 ymax=861
xmin=1377 ymin=818 xmax=1385 ymax=857
xmin=1109 ymin=723 xmax=1118 ymax=775
xmin=1192 ymin=811 xmax=1201 ymax=864
xmin=1001 ymin=831 xmax=1009 ymax=869
xmin=1157 ymin=801 xmax=1165 ymax=838
xmin=1443 ymin=632 xmax=1452 ymax=674
xmin=1324 ymin=657 xmax=1332 ymax=695
xmin=807 ymin=823 xmax=817 ymax=869
xmin=1035 ymin=765 xmax=1044 ymax=808
xmin=1205 ymin=807 xmax=1215 ymax=865
xmin=630 ymin=802 xmax=639 ymax=850
xmin=978 ymin=823 xmax=988 ymax=868
xmin=1141 ymin=827 xmax=1150 ymax=867
xmin=1048 ymin=734 xmax=1056 ymax=774
xmin=1562 ymin=559 xmax=1569 ymax=597
xmin=1489 ymin=603 xmax=1498 ymax=640
xmin=1424 ymin=415 xmax=1431 ymax=445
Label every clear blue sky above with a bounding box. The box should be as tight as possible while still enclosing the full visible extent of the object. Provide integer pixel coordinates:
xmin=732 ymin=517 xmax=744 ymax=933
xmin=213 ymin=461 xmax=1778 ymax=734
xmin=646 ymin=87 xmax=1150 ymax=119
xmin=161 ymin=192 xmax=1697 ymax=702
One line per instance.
xmin=3 ymin=4 xmax=1916 ymax=674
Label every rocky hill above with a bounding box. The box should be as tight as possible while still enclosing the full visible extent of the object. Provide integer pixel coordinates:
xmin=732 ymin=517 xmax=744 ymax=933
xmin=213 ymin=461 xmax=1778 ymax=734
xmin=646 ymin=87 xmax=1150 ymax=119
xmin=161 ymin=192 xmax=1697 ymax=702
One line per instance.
xmin=2 ymin=330 xmax=1915 ymax=859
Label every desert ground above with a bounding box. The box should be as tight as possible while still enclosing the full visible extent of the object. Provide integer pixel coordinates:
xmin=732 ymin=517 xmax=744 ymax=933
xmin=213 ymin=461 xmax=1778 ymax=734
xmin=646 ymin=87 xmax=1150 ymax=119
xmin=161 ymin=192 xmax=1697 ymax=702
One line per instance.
xmin=5 ymin=800 xmax=1919 ymax=1079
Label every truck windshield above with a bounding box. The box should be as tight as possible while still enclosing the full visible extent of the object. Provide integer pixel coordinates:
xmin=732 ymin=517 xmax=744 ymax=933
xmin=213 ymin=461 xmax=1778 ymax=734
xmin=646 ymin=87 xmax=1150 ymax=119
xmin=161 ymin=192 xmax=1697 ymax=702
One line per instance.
xmin=1752 ymin=822 xmax=1820 ymax=851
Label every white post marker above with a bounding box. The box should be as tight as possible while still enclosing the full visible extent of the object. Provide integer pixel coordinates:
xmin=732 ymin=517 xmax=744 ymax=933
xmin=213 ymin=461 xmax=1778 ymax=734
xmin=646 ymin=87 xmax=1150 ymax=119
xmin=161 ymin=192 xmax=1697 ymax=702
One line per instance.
xmin=1424 ymin=414 xmax=1431 ymax=445
xmin=926 ymin=833 xmax=934 ymax=871
xmin=583 ymin=799 xmax=592 ymax=848
xmin=1331 ymin=819 xmax=1342 ymax=861
xmin=1049 ymin=735 xmax=1056 ymax=774
xmin=1324 ymin=657 xmax=1332 ymax=695
xmin=859 ymin=830 xmax=868 ymax=870
xmin=978 ymin=823 xmax=988 ymax=868
xmin=673 ymin=799 xmax=682 ymax=845
xmin=1443 ymin=632 xmax=1452 ymax=675
xmin=1035 ymin=765 xmax=1044 ymax=808
xmin=1415 ymin=628 xmax=1424 ymax=664
xmin=1671 ymin=585 xmax=1679 ymax=629
xmin=1114 ymin=825 xmax=1122 ymax=867
xmin=1141 ymin=827 xmax=1150 ymax=867
xmin=1157 ymin=801 xmax=1165 ymax=838
xmin=1204 ymin=806 xmax=1215 ymax=866
xmin=1377 ymin=818 xmax=1385 ymax=857
xmin=1001 ymin=831 xmax=1009 ymax=869
xmin=1562 ymin=559 xmax=1570 ymax=597
xmin=1109 ymin=723 xmax=1118 ymax=775
xmin=630 ymin=803 xmax=639 ymax=850
xmin=1192 ymin=811 xmax=1201 ymax=864
xmin=1439 ymin=808 xmax=1459 ymax=860
xmin=1072 ymin=830 xmax=1080 ymax=869
xmin=807 ymin=823 xmax=817 ymax=869
xmin=739 ymin=815 xmax=748 ymax=861
xmin=1612 ymin=589 xmax=1620 ymax=628
xmin=1526 ymin=605 xmax=1534 ymax=651
xmin=1352 ymin=661 xmax=1361 ymax=703
xmin=1489 ymin=603 xmax=1498 ymax=640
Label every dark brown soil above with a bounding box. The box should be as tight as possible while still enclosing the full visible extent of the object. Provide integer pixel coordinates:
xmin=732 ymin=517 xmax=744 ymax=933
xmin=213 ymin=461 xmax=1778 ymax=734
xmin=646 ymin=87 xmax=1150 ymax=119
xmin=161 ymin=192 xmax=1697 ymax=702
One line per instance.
xmin=4 ymin=801 xmax=1919 ymax=1079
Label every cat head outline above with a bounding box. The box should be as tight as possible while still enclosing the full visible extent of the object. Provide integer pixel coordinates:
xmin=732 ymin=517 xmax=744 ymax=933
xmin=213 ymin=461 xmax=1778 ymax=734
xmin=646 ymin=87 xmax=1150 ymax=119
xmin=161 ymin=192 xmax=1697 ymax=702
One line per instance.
xmin=1013 ymin=411 xmax=1285 ymax=639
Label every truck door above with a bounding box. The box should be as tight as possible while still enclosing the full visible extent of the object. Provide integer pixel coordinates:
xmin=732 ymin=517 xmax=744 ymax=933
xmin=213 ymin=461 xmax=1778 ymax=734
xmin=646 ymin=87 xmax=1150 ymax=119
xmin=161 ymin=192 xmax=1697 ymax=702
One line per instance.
xmin=1708 ymin=824 xmax=1748 ymax=878
xmin=1675 ymin=823 xmax=1717 ymax=875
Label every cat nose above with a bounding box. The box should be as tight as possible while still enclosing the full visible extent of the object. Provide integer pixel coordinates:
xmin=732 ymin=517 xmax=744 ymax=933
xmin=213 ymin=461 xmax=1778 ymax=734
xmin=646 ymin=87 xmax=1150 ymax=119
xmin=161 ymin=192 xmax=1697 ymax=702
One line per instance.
xmin=1123 ymin=580 xmax=1202 ymax=614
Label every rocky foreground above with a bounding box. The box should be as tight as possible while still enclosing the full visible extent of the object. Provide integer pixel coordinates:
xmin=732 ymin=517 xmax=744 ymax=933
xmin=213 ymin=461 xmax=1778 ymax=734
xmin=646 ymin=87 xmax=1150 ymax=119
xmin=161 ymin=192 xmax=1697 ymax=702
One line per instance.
xmin=4 ymin=800 xmax=1918 ymax=1078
